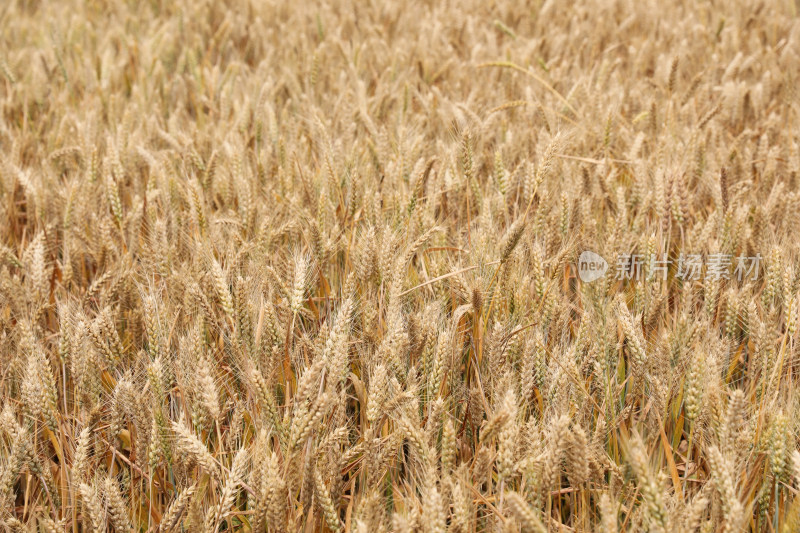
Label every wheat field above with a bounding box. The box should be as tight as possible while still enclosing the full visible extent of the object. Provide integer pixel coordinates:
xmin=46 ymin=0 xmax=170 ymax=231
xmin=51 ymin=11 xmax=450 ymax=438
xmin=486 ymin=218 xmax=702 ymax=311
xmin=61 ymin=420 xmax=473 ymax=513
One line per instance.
xmin=2 ymin=0 xmax=800 ymax=531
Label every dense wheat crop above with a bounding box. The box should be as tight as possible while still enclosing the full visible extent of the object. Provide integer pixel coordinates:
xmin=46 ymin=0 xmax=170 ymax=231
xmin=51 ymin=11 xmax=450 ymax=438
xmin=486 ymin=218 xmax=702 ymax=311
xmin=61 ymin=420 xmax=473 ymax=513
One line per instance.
xmin=2 ymin=0 xmax=800 ymax=531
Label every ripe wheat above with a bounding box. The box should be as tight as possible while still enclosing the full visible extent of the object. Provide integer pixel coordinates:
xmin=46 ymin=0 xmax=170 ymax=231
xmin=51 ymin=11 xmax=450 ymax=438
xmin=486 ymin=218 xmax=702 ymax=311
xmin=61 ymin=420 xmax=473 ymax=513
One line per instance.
xmin=1 ymin=0 xmax=800 ymax=531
